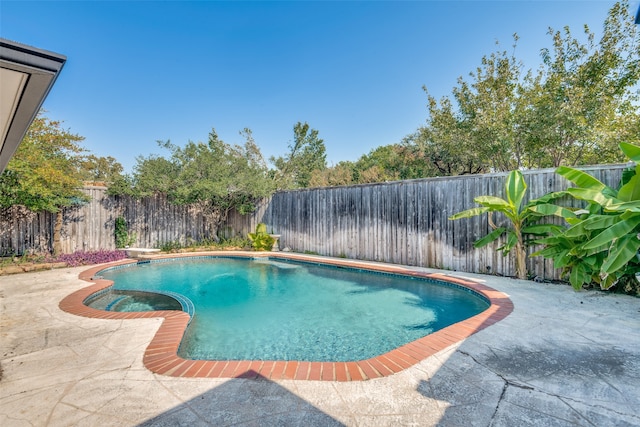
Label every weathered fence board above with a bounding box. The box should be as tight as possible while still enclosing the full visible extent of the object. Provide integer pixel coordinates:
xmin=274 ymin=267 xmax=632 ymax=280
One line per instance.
xmin=0 ymin=163 xmax=630 ymax=280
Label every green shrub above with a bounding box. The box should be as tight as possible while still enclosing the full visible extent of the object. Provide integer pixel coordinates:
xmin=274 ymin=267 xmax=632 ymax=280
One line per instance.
xmin=158 ymin=240 xmax=183 ymax=252
xmin=219 ymin=236 xmax=251 ymax=249
xmin=248 ymin=223 xmax=275 ymax=251
xmin=114 ymin=217 xmax=136 ymax=248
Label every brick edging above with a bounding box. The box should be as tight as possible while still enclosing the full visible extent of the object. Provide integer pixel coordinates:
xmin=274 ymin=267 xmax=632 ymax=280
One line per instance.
xmin=59 ymin=252 xmax=513 ymax=381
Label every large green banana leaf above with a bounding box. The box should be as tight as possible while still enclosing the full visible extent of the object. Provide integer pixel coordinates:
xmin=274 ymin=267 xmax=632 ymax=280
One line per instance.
xmin=505 ymin=169 xmax=527 ymax=210
xmin=602 ymin=234 xmax=640 ymax=275
xmin=620 ymin=142 xmax=640 ymax=162
xmin=448 ymin=206 xmax=490 ymax=220
xmin=556 ymin=166 xmax=609 ymax=192
xmin=583 ymin=216 xmax=640 ymax=250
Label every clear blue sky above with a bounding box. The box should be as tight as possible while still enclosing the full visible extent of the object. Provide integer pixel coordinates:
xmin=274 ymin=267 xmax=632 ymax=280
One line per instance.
xmin=1 ymin=1 xmax=633 ymax=173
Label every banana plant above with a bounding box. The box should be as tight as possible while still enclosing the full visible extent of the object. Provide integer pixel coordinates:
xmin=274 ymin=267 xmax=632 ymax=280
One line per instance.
xmin=449 ymin=170 xmax=566 ymax=280
xmin=248 ymin=223 xmax=275 ymax=251
xmin=532 ymin=142 xmax=640 ymax=290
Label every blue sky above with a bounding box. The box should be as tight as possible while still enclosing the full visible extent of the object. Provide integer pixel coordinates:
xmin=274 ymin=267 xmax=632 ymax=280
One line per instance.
xmin=1 ymin=1 xmax=633 ymax=173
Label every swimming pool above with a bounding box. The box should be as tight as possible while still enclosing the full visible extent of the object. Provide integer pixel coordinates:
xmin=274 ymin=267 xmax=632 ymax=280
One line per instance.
xmin=61 ymin=252 xmax=513 ymax=380
xmin=88 ymin=256 xmax=489 ymax=362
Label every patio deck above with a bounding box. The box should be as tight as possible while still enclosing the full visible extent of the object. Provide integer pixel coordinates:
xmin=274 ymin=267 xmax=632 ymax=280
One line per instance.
xmin=1 ymin=255 xmax=639 ymax=426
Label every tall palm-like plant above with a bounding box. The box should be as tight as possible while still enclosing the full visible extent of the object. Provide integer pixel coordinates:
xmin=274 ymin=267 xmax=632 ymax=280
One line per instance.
xmin=449 ymin=170 xmax=566 ymax=279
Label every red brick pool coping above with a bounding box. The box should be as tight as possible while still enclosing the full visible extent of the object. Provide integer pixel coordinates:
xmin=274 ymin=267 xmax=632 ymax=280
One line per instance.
xmin=59 ymin=252 xmax=513 ymax=381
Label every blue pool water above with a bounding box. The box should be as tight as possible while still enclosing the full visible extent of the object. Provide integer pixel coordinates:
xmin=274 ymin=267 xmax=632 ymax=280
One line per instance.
xmin=95 ymin=257 xmax=489 ymax=361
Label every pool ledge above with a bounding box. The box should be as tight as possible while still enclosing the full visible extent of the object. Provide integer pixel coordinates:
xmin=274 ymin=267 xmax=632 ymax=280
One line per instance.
xmin=59 ymin=252 xmax=514 ymax=381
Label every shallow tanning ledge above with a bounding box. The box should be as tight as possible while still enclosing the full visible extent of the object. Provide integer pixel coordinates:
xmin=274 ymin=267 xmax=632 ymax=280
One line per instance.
xmin=125 ymin=248 xmax=161 ymax=258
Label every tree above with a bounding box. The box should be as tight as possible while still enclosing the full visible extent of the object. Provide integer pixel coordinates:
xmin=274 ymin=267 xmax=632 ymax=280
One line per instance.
xmin=355 ymin=143 xmax=438 ymax=182
xmin=413 ymin=39 xmax=525 ymax=175
xmin=309 ymin=161 xmax=357 ymax=187
xmin=0 ymin=114 xmax=88 ymax=254
xmin=410 ymin=1 xmax=640 ymax=175
xmin=308 ymin=144 xmax=441 ymax=188
xmin=79 ymin=154 xmax=124 ymax=184
xmin=114 ymin=128 xmax=274 ymax=241
xmin=524 ymin=1 xmax=640 ymax=167
xmin=270 ymin=122 xmax=327 ymax=189
xmin=130 ymin=154 xmax=180 ymax=197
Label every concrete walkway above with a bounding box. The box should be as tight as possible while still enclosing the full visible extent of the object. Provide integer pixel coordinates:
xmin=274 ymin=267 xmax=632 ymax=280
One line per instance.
xmin=1 ymin=263 xmax=639 ymax=426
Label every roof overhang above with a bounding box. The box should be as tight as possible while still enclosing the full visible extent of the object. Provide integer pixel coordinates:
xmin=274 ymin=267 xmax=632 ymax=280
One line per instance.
xmin=0 ymin=39 xmax=66 ymax=173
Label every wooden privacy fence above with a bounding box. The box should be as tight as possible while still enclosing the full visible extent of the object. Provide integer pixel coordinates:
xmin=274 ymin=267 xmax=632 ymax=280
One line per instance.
xmin=0 ymin=187 xmax=212 ymax=255
xmin=226 ymin=164 xmax=629 ymax=280
xmin=0 ymin=163 xmax=630 ymax=279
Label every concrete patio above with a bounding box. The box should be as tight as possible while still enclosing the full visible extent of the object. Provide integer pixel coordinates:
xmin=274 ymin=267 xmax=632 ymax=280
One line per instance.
xmin=1 ymin=261 xmax=639 ymax=426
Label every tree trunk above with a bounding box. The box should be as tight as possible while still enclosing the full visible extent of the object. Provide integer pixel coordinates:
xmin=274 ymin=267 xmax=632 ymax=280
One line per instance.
xmin=53 ymin=210 xmax=63 ymax=256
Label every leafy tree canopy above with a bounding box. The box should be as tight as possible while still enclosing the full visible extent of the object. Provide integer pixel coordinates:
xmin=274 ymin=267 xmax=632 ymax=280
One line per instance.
xmin=409 ymin=1 xmax=640 ymax=175
xmin=111 ymin=128 xmax=274 ymax=239
xmin=270 ymin=122 xmax=327 ymax=190
xmin=356 ymin=144 xmax=438 ymax=182
xmin=0 ymin=113 xmax=98 ymax=255
xmin=79 ymin=154 xmax=124 ymax=185
xmin=306 ymin=2 xmax=639 ymax=187
xmin=309 ymin=161 xmax=357 ymax=188
xmin=308 ymin=144 xmax=440 ymax=188
xmin=0 ymin=113 xmax=88 ymax=212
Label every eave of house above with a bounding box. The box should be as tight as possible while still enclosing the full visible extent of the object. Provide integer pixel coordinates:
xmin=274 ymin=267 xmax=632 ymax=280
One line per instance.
xmin=0 ymin=38 xmax=66 ymax=173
